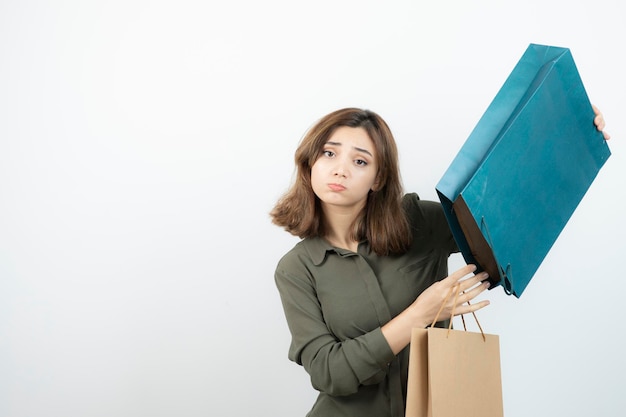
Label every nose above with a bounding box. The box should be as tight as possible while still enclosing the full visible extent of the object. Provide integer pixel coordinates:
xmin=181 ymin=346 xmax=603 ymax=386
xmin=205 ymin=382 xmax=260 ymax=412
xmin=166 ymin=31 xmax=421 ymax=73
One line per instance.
xmin=333 ymin=159 xmax=348 ymax=177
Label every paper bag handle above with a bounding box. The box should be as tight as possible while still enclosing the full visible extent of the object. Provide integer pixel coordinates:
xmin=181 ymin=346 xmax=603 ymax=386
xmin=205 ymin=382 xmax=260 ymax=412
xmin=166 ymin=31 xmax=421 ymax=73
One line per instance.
xmin=430 ymin=283 xmax=486 ymax=341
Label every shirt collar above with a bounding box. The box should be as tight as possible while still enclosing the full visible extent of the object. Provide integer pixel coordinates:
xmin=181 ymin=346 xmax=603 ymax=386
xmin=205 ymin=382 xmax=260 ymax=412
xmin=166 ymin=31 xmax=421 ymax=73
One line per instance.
xmin=302 ymin=236 xmax=363 ymax=265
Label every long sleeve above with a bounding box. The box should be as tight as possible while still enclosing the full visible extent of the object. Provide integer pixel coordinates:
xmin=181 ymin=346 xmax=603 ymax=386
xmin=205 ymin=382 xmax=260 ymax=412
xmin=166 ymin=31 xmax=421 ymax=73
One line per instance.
xmin=275 ymin=257 xmax=396 ymax=396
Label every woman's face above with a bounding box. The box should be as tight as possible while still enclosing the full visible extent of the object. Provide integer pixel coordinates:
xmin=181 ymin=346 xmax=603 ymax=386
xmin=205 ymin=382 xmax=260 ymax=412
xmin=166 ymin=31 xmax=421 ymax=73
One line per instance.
xmin=311 ymin=126 xmax=379 ymax=213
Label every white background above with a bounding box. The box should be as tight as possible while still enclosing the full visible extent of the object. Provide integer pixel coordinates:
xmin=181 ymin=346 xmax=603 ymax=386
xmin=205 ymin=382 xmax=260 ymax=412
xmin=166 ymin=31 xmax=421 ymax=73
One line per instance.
xmin=1 ymin=1 xmax=624 ymax=416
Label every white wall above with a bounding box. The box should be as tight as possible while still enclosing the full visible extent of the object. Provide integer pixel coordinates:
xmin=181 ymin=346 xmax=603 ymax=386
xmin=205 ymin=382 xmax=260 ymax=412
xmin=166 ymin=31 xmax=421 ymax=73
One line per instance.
xmin=1 ymin=1 xmax=624 ymax=416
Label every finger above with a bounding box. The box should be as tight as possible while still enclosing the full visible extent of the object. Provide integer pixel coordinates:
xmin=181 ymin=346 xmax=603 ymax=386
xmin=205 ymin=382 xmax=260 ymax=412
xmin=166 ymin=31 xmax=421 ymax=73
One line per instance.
xmin=457 ymin=271 xmax=489 ymax=293
xmin=591 ymin=103 xmax=600 ymax=116
xmin=443 ymin=264 xmax=478 ymax=286
xmin=594 ymin=114 xmax=606 ymax=131
xmin=591 ymin=105 xmax=610 ymax=140
xmin=595 ymin=117 xmax=610 ymax=140
xmin=455 ymin=299 xmax=490 ymax=316
xmin=459 ymin=279 xmax=490 ymax=304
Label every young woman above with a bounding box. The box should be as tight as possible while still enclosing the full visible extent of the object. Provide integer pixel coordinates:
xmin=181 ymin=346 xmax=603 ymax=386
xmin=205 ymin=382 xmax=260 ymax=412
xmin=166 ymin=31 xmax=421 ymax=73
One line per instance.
xmin=271 ymin=107 xmax=609 ymax=417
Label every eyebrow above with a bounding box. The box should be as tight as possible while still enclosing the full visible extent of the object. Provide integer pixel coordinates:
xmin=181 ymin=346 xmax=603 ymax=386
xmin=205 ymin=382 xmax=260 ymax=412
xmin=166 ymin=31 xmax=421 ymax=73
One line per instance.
xmin=325 ymin=141 xmax=373 ymax=157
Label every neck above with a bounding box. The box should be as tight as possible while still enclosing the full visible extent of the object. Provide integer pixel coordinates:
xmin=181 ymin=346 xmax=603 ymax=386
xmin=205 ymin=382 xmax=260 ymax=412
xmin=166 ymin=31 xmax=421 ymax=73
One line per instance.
xmin=321 ymin=203 xmax=363 ymax=251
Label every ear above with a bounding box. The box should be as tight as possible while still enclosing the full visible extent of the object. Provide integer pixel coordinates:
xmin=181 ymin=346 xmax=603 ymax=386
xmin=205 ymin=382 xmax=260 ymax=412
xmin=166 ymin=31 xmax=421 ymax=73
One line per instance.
xmin=371 ymin=176 xmax=382 ymax=192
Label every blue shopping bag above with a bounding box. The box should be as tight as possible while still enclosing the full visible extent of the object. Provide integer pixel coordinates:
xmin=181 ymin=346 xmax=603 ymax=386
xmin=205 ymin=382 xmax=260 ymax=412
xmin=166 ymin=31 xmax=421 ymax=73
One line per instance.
xmin=436 ymin=43 xmax=611 ymax=298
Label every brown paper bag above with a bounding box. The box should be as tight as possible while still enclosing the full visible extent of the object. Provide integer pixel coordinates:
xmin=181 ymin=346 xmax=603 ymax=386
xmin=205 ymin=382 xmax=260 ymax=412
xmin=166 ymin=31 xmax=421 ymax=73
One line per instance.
xmin=405 ymin=327 xmax=504 ymax=417
xmin=405 ymin=290 xmax=504 ymax=417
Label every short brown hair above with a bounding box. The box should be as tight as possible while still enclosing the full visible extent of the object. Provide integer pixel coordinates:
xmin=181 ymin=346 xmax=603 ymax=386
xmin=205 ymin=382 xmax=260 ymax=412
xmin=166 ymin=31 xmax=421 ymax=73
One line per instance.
xmin=270 ymin=108 xmax=410 ymax=256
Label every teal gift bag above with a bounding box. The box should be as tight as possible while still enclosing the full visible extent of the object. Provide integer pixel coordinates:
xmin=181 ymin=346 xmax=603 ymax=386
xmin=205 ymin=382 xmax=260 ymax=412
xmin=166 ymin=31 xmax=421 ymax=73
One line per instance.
xmin=436 ymin=43 xmax=611 ymax=298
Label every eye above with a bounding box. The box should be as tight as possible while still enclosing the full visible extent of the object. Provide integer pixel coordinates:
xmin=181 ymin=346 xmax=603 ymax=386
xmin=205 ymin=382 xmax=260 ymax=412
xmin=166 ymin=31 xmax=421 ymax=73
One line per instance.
xmin=322 ymin=150 xmax=335 ymax=158
xmin=355 ymin=159 xmax=368 ymax=166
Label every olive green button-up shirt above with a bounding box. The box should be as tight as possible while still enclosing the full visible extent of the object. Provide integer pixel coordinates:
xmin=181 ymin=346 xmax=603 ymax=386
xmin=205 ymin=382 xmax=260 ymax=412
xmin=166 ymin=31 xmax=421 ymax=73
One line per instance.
xmin=275 ymin=193 xmax=458 ymax=417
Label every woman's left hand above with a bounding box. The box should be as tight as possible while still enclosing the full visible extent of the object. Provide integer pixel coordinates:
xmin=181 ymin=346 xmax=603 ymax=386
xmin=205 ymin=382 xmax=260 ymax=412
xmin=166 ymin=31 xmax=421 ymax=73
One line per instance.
xmin=592 ymin=104 xmax=611 ymax=140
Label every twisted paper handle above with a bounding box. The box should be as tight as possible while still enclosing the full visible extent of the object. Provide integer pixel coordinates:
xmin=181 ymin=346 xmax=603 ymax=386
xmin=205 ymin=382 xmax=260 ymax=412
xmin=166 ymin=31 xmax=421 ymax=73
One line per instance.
xmin=430 ymin=283 xmax=486 ymax=341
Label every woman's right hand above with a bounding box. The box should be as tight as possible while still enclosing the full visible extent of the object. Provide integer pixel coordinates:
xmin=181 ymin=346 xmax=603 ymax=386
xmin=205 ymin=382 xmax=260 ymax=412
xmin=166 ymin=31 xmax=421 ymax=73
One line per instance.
xmin=411 ymin=264 xmax=491 ymax=327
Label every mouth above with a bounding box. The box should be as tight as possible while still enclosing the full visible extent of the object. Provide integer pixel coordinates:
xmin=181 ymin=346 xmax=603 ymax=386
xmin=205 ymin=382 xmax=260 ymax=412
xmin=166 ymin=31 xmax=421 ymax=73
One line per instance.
xmin=328 ymin=183 xmax=346 ymax=191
